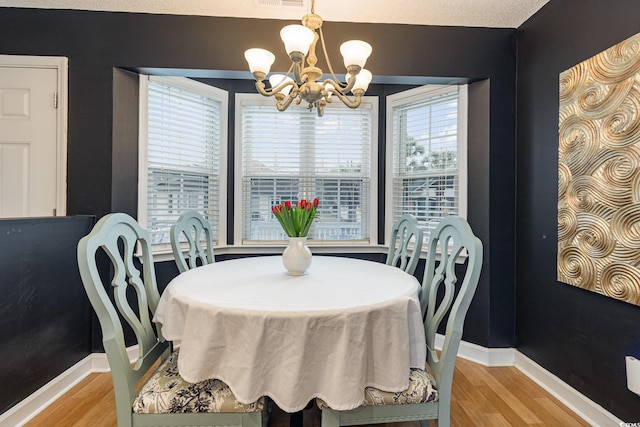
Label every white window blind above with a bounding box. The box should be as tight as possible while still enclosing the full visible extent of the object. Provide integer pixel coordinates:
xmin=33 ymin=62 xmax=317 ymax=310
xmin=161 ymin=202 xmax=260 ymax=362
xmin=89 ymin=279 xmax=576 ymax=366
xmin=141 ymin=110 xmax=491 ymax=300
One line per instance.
xmin=387 ymin=85 xmax=467 ymax=241
xmin=139 ymin=76 xmax=227 ymax=246
xmin=236 ymin=95 xmax=376 ymax=243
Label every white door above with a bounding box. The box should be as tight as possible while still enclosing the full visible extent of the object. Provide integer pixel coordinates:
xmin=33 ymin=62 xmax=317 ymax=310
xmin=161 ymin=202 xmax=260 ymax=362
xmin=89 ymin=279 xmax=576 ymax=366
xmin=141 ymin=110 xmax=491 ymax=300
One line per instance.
xmin=0 ymin=56 xmax=67 ymax=218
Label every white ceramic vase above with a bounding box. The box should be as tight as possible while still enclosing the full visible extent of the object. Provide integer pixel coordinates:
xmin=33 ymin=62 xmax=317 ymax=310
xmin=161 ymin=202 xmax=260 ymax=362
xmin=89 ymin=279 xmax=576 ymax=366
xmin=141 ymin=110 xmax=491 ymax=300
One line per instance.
xmin=282 ymin=236 xmax=312 ymax=276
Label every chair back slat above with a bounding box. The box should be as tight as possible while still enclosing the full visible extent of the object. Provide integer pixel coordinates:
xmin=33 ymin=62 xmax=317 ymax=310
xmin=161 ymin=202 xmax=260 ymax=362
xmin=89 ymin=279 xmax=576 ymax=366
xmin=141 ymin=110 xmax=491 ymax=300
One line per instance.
xmin=386 ymin=214 xmax=424 ymax=275
xmin=77 ymin=213 xmax=171 ymax=416
xmin=170 ymin=211 xmax=215 ymax=273
xmin=106 ymin=222 xmax=156 ymax=351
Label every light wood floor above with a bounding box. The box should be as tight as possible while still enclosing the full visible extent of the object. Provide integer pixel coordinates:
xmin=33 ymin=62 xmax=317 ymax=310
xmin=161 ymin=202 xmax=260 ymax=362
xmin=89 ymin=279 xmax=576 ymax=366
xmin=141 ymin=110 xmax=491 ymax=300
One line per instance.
xmin=25 ymin=357 xmax=589 ymax=427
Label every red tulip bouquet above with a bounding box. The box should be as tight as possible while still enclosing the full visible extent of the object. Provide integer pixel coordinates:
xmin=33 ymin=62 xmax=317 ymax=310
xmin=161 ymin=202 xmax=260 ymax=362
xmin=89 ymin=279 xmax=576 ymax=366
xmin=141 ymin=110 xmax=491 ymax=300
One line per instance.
xmin=272 ymin=198 xmax=319 ymax=237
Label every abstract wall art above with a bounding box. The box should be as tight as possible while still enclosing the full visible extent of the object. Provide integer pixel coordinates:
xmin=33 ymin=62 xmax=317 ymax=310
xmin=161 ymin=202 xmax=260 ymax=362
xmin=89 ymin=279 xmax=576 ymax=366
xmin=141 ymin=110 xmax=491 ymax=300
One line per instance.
xmin=558 ymin=32 xmax=640 ymax=306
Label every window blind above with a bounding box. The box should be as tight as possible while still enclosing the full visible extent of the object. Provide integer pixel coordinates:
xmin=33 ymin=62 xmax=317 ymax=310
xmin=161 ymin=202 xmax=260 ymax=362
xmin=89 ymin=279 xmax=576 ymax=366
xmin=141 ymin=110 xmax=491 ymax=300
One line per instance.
xmin=144 ymin=78 xmax=222 ymax=245
xmin=238 ymin=99 xmax=374 ymax=243
xmin=390 ymin=86 xmax=461 ymax=238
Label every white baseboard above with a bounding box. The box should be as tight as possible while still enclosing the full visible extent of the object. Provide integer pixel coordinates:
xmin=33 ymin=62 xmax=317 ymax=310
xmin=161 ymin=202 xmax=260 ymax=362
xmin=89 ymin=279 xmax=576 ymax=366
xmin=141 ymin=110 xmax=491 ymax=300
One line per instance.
xmin=0 ymin=355 xmax=92 ymax=427
xmin=1 ymin=342 xmax=623 ymax=427
xmin=515 ymin=352 xmax=623 ymax=427
xmin=435 ymin=333 xmax=516 ymax=366
xmin=435 ymin=335 xmax=622 ymax=425
xmin=0 ymin=346 xmax=139 ymax=427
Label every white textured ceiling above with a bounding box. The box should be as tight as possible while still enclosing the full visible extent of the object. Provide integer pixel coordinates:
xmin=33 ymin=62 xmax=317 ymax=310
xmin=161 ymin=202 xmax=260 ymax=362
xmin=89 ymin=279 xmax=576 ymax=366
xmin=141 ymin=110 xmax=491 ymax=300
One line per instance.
xmin=0 ymin=0 xmax=549 ymax=28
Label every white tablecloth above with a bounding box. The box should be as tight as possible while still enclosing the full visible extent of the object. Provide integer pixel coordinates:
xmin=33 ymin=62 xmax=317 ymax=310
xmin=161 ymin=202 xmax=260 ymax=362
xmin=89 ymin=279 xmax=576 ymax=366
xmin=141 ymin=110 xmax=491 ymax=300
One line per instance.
xmin=154 ymin=255 xmax=426 ymax=412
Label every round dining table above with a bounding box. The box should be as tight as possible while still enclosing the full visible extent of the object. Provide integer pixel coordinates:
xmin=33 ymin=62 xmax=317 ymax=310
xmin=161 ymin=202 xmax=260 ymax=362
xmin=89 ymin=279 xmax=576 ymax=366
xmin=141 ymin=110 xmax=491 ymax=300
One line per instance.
xmin=153 ymin=255 xmax=426 ymax=413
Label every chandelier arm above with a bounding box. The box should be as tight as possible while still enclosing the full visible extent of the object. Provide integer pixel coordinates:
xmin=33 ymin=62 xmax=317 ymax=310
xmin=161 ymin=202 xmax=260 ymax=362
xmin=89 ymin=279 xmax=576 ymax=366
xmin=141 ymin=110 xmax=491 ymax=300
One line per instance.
xmin=254 ymin=80 xmax=272 ymax=96
xmin=283 ymin=62 xmax=296 ymax=81
xmin=272 ymin=80 xmax=298 ymax=96
xmin=324 ymin=87 xmax=364 ymax=109
xmin=317 ymin=27 xmax=349 ymax=89
xmin=275 ymin=91 xmax=298 ymax=112
xmin=316 ymin=99 xmax=326 ymax=117
xmin=255 ymin=80 xmax=300 ymax=98
xmin=322 ymin=76 xmax=356 ymax=95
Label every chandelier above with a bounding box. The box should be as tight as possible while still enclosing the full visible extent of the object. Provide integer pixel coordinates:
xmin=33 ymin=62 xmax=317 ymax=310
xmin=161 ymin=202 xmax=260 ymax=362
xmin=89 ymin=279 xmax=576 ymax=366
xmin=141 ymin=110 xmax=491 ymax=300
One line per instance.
xmin=244 ymin=0 xmax=373 ymax=117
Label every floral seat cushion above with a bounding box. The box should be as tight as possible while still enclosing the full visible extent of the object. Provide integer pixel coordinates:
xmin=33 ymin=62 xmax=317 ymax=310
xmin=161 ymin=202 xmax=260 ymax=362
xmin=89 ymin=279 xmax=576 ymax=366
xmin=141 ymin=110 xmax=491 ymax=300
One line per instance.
xmin=316 ymin=367 xmax=438 ymax=410
xmin=132 ymin=351 xmax=266 ymax=414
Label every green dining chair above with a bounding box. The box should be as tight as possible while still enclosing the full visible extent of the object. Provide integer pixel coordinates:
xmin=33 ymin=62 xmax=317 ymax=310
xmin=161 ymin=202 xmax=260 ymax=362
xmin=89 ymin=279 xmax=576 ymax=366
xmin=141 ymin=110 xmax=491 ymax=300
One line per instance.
xmin=77 ymin=213 xmax=267 ymax=427
xmin=318 ymin=216 xmax=483 ymax=427
xmin=170 ymin=210 xmax=215 ymax=273
xmin=386 ymin=214 xmax=424 ymax=275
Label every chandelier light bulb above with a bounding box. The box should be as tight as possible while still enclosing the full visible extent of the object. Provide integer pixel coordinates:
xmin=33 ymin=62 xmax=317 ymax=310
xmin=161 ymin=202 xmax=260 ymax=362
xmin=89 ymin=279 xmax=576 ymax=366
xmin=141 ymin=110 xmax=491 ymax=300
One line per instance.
xmin=244 ymin=48 xmax=276 ymax=76
xmin=280 ymin=25 xmax=315 ymax=57
xmin=340 ymin=40 xmax=373 ymax=69
xmin=346 ymin=69 xmax=373 ymax=92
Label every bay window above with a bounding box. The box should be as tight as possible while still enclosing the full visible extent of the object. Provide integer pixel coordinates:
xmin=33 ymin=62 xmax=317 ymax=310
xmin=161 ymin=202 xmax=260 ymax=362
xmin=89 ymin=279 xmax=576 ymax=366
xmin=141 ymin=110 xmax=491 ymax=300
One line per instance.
xmin=138 ymin=77 xmax=467 ymax=253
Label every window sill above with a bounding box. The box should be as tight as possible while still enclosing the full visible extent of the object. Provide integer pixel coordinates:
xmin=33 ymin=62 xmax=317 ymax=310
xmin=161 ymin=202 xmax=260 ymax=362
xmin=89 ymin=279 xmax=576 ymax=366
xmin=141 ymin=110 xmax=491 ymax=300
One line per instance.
xmin=150 ymin=243 xmax=388 ymax=263
xmin=150 ymin=244 xmax=467 ymax=264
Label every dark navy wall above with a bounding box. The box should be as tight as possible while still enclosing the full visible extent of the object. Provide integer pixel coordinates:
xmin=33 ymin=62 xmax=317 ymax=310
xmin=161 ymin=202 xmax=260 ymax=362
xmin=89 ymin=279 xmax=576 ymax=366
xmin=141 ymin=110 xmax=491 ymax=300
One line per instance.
xmin=516 ymin=0 xmax=640 ymax=421
xmin=2 ymin=0 xmax=640 ymax=421
xmin=0 ymin=217 xmax=94 ymax=413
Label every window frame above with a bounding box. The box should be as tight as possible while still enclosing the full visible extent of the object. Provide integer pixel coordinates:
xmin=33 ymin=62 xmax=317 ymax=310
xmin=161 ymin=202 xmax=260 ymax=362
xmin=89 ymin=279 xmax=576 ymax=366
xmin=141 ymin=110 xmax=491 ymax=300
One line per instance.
xmin=233 ymin=93 xmax=379 ymax=247
xmin=138 ymin=75 xmax=228 ymax=254
xmin=384 ymin=84 xmax=468 ymax=247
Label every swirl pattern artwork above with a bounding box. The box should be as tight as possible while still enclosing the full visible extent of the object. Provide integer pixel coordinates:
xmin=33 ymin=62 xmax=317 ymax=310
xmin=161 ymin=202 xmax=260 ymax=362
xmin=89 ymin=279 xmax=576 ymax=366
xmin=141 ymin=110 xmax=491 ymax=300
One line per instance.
xmin=558 ymin=32 xmax=640 ymax=306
